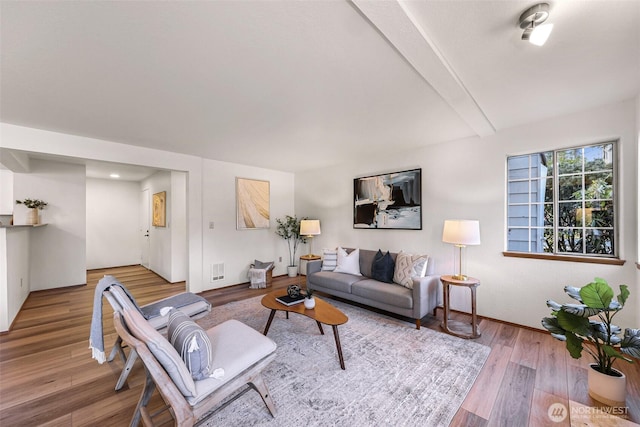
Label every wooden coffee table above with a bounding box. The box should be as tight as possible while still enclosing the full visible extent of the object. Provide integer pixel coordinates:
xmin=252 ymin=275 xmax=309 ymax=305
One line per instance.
xmin=261 ymin=290 xmax=349 ymax=369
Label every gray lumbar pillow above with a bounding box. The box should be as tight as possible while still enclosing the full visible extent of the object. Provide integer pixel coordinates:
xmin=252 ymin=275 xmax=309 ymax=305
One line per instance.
xmin=167 ymin=308 xmax=213 ymax=381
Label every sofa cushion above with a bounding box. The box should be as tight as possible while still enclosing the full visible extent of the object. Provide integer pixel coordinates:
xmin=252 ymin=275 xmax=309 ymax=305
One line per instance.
xmin=321 ymin=248 xmax=338 ymax=271
xmin=333 ymin=247 xmax=361 ymax=276
xmin=393 ymin=252 xmax=429 ymax=289
xmin=352 ymin=279 xmax=413 ymax=309
xmin=371 ymin=250 xmax=395 ymax=283
xmin=188 ymin=319 xmax=277 ymax=406
xmin=308 ymin=271 xmax=364 ymax=294
xmin=167 ymin=308 xmax=214 ymax=381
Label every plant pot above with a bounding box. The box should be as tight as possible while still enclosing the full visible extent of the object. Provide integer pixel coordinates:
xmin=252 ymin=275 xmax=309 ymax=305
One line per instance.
xmin=287 ymin=266 xmax=298 ymax=277
xmin=27 ymin=208 xmax=39 ymax=225
xmin=304 ymin=297 xmax=316 ymax=309
xmin=588 ymin=363 xmax=626 ymax=407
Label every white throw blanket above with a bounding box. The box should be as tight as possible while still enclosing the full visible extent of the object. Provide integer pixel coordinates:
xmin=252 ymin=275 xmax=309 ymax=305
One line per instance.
xmin=248 ymin=268 xmax=267 ymax=289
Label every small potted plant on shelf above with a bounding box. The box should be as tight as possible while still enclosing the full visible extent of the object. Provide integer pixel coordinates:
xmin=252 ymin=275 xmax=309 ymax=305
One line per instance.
xmin=542 ymin=277 xmax=640 ymax=407
xmin=16 ymin=198 xmax=48 ymax=225
xmin=275 ymin=215 xmax=307 ymax=277
xmin=304 ymin=288 xmax=316 ymax=309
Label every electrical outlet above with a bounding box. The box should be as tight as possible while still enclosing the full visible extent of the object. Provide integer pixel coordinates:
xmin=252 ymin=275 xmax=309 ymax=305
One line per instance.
xmin=209 ymin=221 xmax=214 ymax=229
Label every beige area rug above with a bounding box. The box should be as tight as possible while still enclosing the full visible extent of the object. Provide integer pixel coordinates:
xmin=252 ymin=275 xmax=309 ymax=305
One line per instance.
xmin=197 ymin=296 xmax=491 ymax=427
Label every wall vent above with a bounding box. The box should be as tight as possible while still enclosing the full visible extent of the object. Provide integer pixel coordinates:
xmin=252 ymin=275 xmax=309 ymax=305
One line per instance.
xmin=211 ymin=263 xmax=225 ymax=281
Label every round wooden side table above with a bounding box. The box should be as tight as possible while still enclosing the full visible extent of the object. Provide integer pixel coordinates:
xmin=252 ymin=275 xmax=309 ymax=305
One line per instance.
xmin=299 ymin=254 xmax=321 ymax=276
xmin=440 ymin=275 xmax=481 ymax=339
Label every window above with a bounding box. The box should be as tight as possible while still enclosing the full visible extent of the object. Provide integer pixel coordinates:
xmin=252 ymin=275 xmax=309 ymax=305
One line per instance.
xmin=506 ymin=142 xmax=617 ymax=258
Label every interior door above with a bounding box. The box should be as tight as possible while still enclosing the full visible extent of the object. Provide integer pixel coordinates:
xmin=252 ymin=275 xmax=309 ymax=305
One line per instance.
xmin=140 ymin=188 xmax=150 ymax=269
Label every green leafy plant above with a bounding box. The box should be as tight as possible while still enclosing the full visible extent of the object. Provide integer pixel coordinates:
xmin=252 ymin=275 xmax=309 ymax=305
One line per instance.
xmin=275 ymin=215 xmax=307 ymax=267
xmin=16 ymin=199 xmax=48 ymax=209
xmin=542 ymin=277 xmax=640 ymax=376
xmin=304 ymin=288 xmax=314 ymax=299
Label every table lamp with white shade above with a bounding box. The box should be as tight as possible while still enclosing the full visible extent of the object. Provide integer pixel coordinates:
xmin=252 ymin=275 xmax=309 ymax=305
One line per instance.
xmin=300 ymin=219 xmax=321 ymax=257
xmin=442 ymin=219 xmax=481 ymax=281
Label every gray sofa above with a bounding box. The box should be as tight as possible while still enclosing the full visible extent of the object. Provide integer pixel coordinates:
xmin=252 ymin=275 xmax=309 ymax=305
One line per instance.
xmin=306 ymin=248 xmax=439 ymax=329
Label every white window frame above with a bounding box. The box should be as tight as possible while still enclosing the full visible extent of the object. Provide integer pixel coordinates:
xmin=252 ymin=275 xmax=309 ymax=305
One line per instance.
xmin=505 ymin=141 xmax=619 ymax=262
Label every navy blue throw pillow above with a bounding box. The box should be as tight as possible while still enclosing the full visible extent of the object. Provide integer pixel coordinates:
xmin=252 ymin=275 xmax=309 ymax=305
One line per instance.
xmin=371 ymin=250 xmax=395 ymax=283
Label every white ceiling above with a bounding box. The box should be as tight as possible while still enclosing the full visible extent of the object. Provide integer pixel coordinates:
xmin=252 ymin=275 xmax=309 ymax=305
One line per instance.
xmin=1 ymin=1 xmax=638 ymax=176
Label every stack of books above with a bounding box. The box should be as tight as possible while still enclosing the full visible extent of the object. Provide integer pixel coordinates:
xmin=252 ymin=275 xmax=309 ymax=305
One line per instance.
xmin=275 ymin=294 xmax=305 ymax=306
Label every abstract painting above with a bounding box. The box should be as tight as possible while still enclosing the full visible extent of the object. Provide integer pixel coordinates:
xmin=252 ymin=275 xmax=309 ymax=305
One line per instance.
xmin=236 ymin=178 xmax=270 ymax=230
xmin=353 ymin=168 xmax=422 ymax=229
xmin=152 ymin=191 xmax=166 ymax=227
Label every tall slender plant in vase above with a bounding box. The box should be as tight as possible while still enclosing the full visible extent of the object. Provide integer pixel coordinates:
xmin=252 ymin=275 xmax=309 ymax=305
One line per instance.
xmin=542 ymin=278 xmax=640 ymax=407
xmin=275 ymin=215 xmax=307 ymax=277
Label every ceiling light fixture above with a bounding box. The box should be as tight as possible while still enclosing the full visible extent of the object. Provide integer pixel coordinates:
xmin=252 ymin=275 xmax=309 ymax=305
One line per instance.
xmin=519 ymin=3 xmax=553 ymax=46
xmin=110 ymin=173 xmax=120 ymax=179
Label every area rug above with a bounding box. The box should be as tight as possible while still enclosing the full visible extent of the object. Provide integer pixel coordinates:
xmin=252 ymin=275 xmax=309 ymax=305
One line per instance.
xmin=197 ymin=296 xmax=490 ymax=427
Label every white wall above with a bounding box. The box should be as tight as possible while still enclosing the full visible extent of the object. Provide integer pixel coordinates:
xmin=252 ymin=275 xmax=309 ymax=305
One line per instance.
xmin=296 ymin=99 xmax=639 ymax=330
xmin=0 ymin=123 xmax=207 ymax=292
xmin=13 ymin=159 xmax=86 ymax=290
xmin=0 ymin=227 xmax=30 ymax=331
xmin=171 ymin=171 xmax=188 ymax=283
xmin=86 ymin=178 xmax=141 ymax=269
xmin=201 ymin=159 xmax=295 ymax=290
xmin=0 ymin=169 xmax=14 ymax=215
xmin=636 ymin=94 xmax=640 ymax=327
xmin=0 ymin=124 xmax=298 ymax=293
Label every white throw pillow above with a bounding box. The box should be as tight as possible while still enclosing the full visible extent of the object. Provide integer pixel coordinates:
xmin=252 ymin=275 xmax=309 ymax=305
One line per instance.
xmin=333 ymin=247 xmax=362 ymax=276
xmin=411 ymin=255 xmax=429 ymax=277
xmin=393 ymin=252 xmax=429 ymax=289
xmin=321 ymin=248 xmax=338 ymax=271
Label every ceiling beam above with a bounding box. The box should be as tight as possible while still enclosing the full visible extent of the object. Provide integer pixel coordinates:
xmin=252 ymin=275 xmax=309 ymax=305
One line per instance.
xmin=0 ymin=148 xmax=30 ymax=172
xmin=351 ymin=0 xmax=495 ymax=137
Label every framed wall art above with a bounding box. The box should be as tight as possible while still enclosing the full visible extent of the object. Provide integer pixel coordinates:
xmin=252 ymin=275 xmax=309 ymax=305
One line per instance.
xmin=353 ymin=168 xmax=422 ymax=230
xmin=152 ymin=191 xmax=166 ymax=227
xmin=236 ymin=178 xmax=270 ymax=230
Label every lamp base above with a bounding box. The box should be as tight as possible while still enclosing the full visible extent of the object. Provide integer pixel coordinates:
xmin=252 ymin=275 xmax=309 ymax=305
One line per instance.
xmin=451 ymin=274 xmax=469 ymax=281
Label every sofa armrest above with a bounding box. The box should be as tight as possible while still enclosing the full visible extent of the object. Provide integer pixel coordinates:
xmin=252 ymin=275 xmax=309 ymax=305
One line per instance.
xmin=411 ymin=275 xmax=440 ymax=319
xmin=307 ymin=259 xmax=322 ymax=275
xmin=306 ymin=260 xmax=322 ymax=289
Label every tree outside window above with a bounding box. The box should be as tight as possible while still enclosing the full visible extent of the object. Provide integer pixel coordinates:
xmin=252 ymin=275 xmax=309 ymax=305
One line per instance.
xmin=507 ymin=142 xmax=616 ymax=258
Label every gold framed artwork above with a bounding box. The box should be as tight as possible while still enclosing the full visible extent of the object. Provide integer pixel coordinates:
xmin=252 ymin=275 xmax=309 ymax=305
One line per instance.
xmin=236 ymin=178 xmax=270 ymax=230
xmin=152 ymin=191 xmax=166 ymax=227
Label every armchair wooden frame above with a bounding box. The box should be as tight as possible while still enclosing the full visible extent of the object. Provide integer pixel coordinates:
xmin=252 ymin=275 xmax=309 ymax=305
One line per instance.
xmin=102 ymin=287 xmax=210 ymax=391
xmin=112 ymin=311 xmax=276 ymax=427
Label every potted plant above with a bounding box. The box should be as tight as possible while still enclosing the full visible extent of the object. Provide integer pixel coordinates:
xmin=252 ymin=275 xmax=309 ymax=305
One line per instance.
xmin=16 ymin=198 xmax=48 ymax=225
xmin=303 ymin=288 xmax=316 ymax=309
xmin=275 ymin=215 xmax=307 ymax=277
xmin=542 ymin=277 xmax=640 ymax=406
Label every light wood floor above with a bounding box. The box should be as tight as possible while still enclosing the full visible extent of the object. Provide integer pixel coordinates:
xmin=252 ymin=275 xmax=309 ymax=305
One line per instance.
xmin=0 ymin=265 xmax=638 ymax=426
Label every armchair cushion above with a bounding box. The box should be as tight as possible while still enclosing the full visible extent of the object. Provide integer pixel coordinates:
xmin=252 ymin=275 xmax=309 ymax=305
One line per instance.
xmin=187 ymin=319 xmax=277 ymax=406
xmin=168 ymin=308 xmax=214 ymax=381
